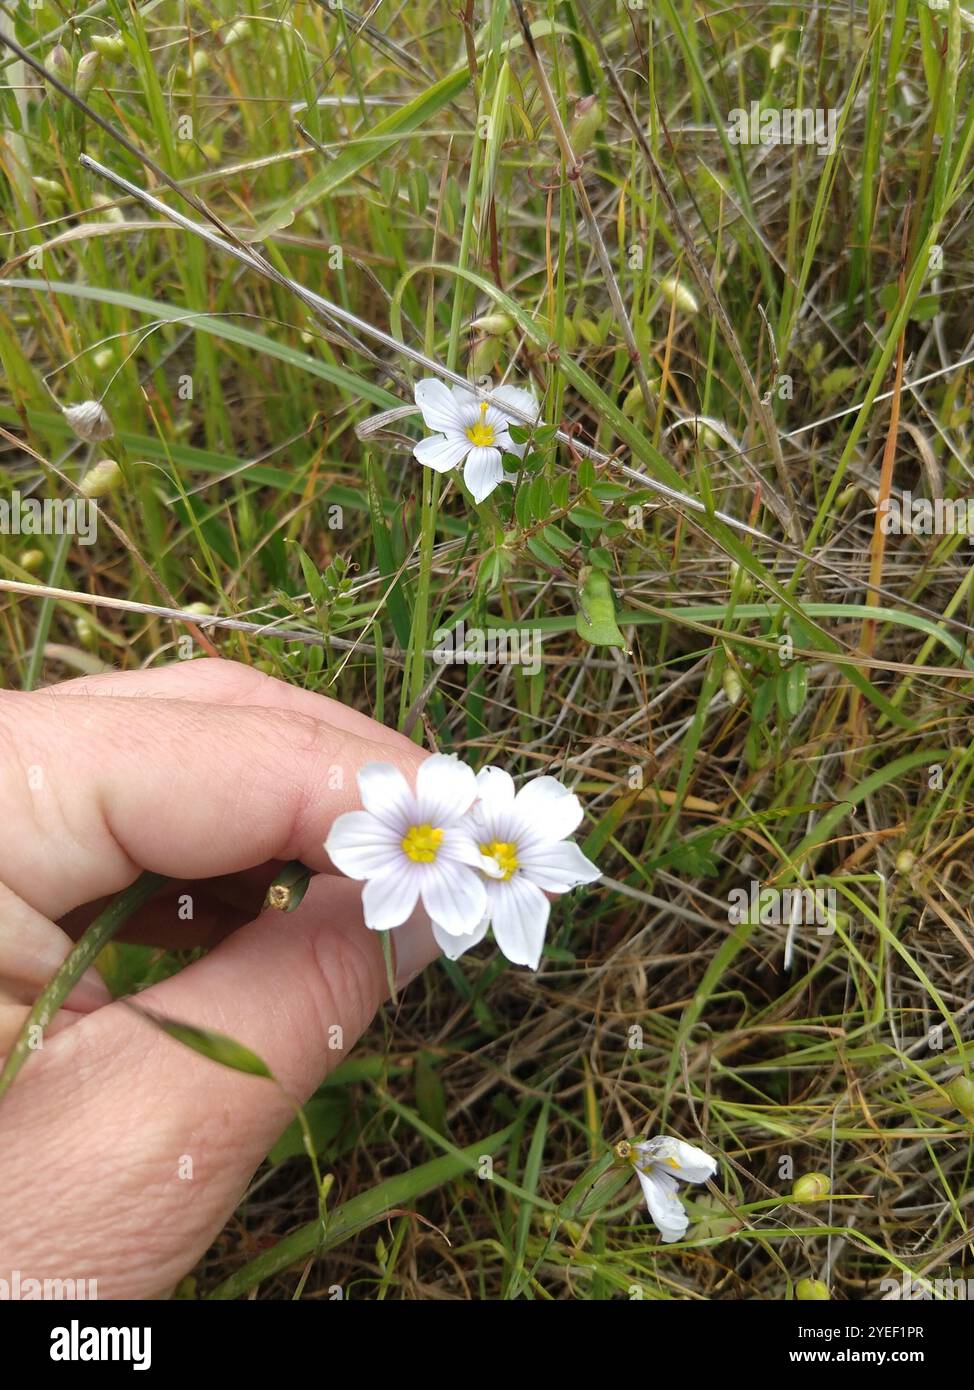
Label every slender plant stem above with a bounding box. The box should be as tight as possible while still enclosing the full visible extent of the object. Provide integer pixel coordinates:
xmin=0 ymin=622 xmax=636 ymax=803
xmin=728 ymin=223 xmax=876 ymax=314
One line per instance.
xmin=0 ymin=871 xmax=167 ymax=1104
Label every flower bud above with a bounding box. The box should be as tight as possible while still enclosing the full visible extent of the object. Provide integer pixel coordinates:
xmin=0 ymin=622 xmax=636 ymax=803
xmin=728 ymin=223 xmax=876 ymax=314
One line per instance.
xmin=793 ymin=1172 xmax=831 ymax=1201
xmin=796 ymin=1278 xmax=830 ymax=1300
xmin=79 ymin=458 xmax=123 ymax=498
xmin=75 ymin=52 xmax=101 ymax=98
xmin=47 ymin=44 xmax=73 ymax=87
xmin=63 ymin=400 xmax=114 ymax=442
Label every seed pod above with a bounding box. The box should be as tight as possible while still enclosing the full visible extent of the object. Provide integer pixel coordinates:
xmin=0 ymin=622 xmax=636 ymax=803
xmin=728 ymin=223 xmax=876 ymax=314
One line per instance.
xmin=793 ymin=1172 xmax=831 ymax=1201
xmin=74 ymin=616 xmax=97 ymax=650
xmin=945 ymin=1076 xmax=974 ymax=1119
xmin=796 ymin=1278 xmax=830 ymax=1300
xmin=75 ymin=51 xmax=101 ymax=98
xmin=33 ymin=176 xmax=67 ymax=203
xmin=185 ymin=49 xmax=210 ymax=78
xmin=895 ymin=849 xmax=916 ymax=874
xmin=659 ymin=275 xmax=699 ymax=316
xmin=470 ymin=312 xmax=514 ymax=336
xmin=91 ymin=194 xmax=124 ymax=224
xmin=721 ymin=664 xmax=743 ymax=705
xmin=19 ymin=549 xmax=45 ymax=574
xmin=79 ymin=458 xmax=122 ymax=498
xmin=471 ymin=336 xmax=501 ymax=378
xmin=90 ymin=33 xmax=127 ymax=59
xmin=571 ymin=95 xmax=603 ymax=157
xmin=621 ymin=383 xmax=645 ymax=419
xmin=63 ymin=400 xmax=114 ymax=442
xmin=223 ymin=19 xmax=252 ymax=47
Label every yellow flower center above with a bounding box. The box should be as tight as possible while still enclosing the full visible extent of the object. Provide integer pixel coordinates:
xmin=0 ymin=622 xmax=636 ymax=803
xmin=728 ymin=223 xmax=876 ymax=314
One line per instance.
xmin=401 ymin=824 xmax=445 ymax=863
xmin=465 ymin=401 xmax=495 ymax=448
xmin=480 ymin=839 xmax=519 ymax=880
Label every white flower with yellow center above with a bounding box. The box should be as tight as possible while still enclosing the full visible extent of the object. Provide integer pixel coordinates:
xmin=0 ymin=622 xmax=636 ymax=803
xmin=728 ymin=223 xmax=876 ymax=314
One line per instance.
xmin=616 ymin=1136 xmax=718 ymax=1243
xmin=412 ymin=378 xmax=540 ymax=503
xmin=431 ymin=766 xmax=600 ymax=969
xmin=324 ymin=756 xmax=486 ymax=936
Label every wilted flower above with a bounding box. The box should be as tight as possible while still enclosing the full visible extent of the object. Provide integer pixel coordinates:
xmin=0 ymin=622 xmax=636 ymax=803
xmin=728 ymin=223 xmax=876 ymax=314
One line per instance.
xmin=62 ymin=400 xmax=114 ymax=442
xmin=616 ymin=1135 xmax=717 ymax=1242
xmin=411 ymin=378 xmax=540 ymax=503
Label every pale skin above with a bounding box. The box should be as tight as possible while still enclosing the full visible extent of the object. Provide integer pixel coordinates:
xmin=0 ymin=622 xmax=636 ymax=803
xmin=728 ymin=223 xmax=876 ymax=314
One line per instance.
xmin=0 ymin=658 xmax=438 ymax=1298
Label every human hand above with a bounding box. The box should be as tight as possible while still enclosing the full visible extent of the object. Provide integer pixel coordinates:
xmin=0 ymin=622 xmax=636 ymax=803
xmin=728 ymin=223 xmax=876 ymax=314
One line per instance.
xmin=0 ymin=658 xmax=437 ymax=1298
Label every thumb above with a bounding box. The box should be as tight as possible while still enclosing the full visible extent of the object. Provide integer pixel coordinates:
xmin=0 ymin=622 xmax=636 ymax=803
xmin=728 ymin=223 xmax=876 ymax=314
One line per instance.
xmin=0 ymin=876 xmax=436 ymax=1298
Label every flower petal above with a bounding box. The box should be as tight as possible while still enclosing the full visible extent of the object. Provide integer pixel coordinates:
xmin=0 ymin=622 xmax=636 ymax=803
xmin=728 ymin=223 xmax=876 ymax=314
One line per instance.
xmin=636 ymin=1167 xmax=688 ymax=1243
xmin=486 ymin=875 xmax=549 ymax=969
xmin=420 ymin=862 xmax=487 ymax=935
xmin=645 ymin=1137 xmax=717 ymax=1185
xmin=515 ymin=776 xmax=584 ymax=839
xmin=432 ymin=915 xmax=489 ymax=961
xmin=357 ymin=762 xmax=415 ymax=832
xmin=463 ymin=446 xmax=504 ymax=502
xmin=491 ymin=383 xmax=541 ymax=428
xmin=413 ymin=432 xmax=470 ymax=473
xmin=439 ymin=825 xmax=485 ymax=868
xmin=417 ymin=753 xmax=478 ymax=825
xmin=450 ymin=383 xmax=480 ymax=413
xmin=415 ymin=378 xmax=463 ymax=433
xmin=518 ymin=838 xmax=601 ymax=892
xmin=325 ymin=811 xmax=402 ymax=879
xmin=475 ymin=765 xmax=517 ymax=806
xmin=362 ymin=861 xmax=421 ymax=930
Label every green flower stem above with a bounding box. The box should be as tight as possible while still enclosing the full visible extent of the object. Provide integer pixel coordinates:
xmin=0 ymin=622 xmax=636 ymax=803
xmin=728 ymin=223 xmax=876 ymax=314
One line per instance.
xmin=0 ymin=870 xmax=167 ymax=1104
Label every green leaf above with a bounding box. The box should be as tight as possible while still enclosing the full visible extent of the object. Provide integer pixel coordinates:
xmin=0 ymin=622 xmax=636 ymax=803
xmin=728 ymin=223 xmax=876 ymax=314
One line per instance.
xmin=143 ymin=1015 xmax=274 ymax=1079
xmin=207 ymin=1125 xmax=514 ymax=1298
xmin=542 ymin=523 xmax=573 ymax=552
xmin=269 ymin=1094 xmax=350 ymax=1164
xmin=256 ymin=69 xmax=471 ymax=237
xmin=569 ymin=504 xmax=605 ymax=530
xmin=413 ymin=1052 xmax=447 ymax=1136
xmin=526 ymin=535 xmax=563 ymax=569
